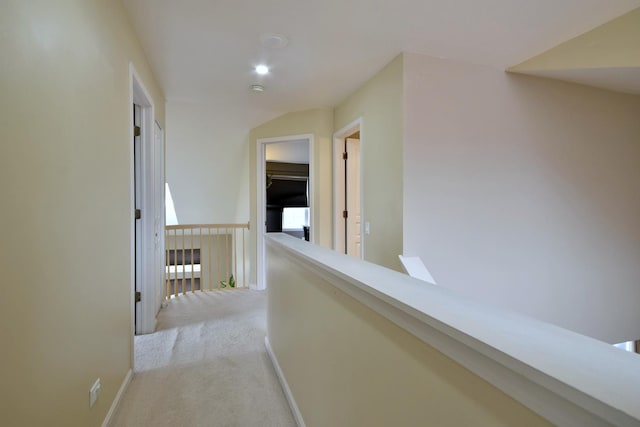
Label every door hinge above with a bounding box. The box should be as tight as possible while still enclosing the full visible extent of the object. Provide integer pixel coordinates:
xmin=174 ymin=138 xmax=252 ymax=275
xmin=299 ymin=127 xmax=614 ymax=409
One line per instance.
xmin=135 ymin=291 xmax=141 ymax=303
xmin=134 ymin=126 xmax=141 ymax=137
xmin=135 ymin=209 xmax=141 ymax=220
xmin=342 ymin=152 xmax=348 ymax=160
xmin=343 ymin=210 xmax=348 ymax=219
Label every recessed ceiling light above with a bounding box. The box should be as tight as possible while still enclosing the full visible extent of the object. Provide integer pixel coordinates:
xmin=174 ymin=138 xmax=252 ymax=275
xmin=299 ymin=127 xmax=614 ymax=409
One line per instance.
xmin=255 ymin=65 xmax=269 ymax=75
xmin=260 ymin=33 xmax=289 ymax=49
xmin=251 ymin=84 xmax=265 ymax=92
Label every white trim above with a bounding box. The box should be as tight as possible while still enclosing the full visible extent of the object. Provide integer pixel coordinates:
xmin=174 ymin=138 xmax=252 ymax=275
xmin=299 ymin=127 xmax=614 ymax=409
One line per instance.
xmin=265 ymin=337 xmax=306 ymax=427
xmin=101 ymin=369 xmax=133 ymax=427
xmin=130 ymin=63 xmax=160 ymax=336
xmin=332 ymin=118 xmax=363 ymax=259
xmin=256 ymin=134 xmax=314 ymax=290
xmin=154 ymin=121 xmax=166 ymax=316
xmin=266 ymin=234 xmax=640 ymax=427
xmin=129 ymin=66 xmax=136 ymax=356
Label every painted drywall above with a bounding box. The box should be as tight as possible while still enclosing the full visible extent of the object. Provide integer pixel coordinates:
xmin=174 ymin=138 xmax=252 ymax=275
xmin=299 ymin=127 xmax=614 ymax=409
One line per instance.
xmin=267 ymin=241 xmax=552 ymax=427
xmin=403 ymin=52 xmax=640 ymax=343
xmin=265 ymin=140 xmax=310 ymax=163
xmin=249 ymin=108 xmax=334 ymax=285
xmin=334 ymin=55 xmax=404 ymax=271
xmin=0 ymin=1 xmax=164 ymax=426
xmin=508 ymin=8 xmax=640 ymax=94
xmin=166 ymin=100 xmax=250 ymax=224
xmin=510 ymin=7 xmax=640 ymax=71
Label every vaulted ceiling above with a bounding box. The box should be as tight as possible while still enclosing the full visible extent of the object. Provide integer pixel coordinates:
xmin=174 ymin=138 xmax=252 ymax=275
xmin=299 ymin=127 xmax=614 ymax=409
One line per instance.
xmin=122 ymin=0 xmax=640 ymax=132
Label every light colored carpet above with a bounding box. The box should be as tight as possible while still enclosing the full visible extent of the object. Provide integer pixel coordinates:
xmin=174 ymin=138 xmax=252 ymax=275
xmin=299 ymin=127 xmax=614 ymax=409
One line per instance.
xmin=111 ymin=289 xmax=296 ymax=427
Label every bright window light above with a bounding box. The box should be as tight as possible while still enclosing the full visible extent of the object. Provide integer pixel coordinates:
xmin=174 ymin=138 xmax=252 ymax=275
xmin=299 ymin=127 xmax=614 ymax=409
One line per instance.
xmin=282 ymin=207 xmax=309 ymax=230
xmin=613 ymin=341 xmax=634 ymax=352
xmin=255 ymin=65 xmax=269 ymax=75
xmin=165 ymin=183 xmax=179 ymax=225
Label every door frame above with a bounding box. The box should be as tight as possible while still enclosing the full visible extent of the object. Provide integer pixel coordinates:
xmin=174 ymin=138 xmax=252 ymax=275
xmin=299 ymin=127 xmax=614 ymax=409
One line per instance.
xmin=333 ymin=118 xmax=364 ymax=258
xmin=256 ymin=134 xmax=314 ymax=290
xmin=153 ymin=121 xmax=166 ymax=314
xmin=130 ymin=63 xmax=162 ymax=336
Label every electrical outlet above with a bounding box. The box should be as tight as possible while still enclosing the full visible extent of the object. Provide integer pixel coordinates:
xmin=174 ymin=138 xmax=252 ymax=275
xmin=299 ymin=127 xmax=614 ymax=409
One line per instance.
xmin=89 ymin=378 xmax=101 ymax=408
xmin=365 ymin=222 xmax=370 ymax=235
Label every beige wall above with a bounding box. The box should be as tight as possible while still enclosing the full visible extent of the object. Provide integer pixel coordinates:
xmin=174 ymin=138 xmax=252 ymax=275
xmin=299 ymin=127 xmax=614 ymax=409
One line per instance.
xmin=267 ymin=240 xmax=552 ymax=427
xmin=510 ymin=7 xmax=640 ymax=71
xmin=265 ymin=140 xmax=310 ymax=163
xmin=0 ymin=1 xmax=164 ymax=425
xmin=165 ymin=101 xmax=250 ymax=224
xmin=403 ymin=52 xmax=640 ymax=343
xmin=334 ymin=55 xmax=404 ymax=271
xmin=249 ymin=108 xmax=334 ymax=284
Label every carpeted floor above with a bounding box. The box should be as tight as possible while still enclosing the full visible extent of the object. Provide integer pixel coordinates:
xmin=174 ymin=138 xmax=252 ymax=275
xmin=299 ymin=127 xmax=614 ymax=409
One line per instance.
xmin=111 ymin=289 xmax=295 ymax=427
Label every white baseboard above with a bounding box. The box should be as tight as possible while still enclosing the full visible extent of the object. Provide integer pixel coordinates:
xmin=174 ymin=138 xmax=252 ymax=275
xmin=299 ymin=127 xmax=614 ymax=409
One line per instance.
xmin=264 ymin=336 xmax=305 ymax=427
xmin=102 ymin=369 xmax=133 ymax=427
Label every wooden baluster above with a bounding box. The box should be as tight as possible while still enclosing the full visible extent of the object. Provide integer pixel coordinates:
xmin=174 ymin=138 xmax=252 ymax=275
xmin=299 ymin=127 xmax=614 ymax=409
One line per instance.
xmin=208 ymin=227 xmax=213 ymax=291
xmin=216 ymin=227 xmax=221 ymax=290
xmin=224 ymin=227 xmax=231 ymax=286
xmin=242 ymin=226 xmax=246 ymax=288
xmin=181 ymin=227 xmax=186 ymax=295
xmin=165 ymin=229 xmax=170 ymax=299
xmin=173 ymin=230 xmax=178 ymax=298
xmin=190 ymin=227 xmax=195 ymax=293
xmin=233 ymin=228 xmax=238 ymax=289
xmin=199 ymin=227 xmax=203 ymax=292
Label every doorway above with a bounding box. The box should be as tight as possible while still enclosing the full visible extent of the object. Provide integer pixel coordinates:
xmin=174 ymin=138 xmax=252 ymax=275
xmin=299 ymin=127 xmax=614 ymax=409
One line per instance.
xmin=133 ymin=104 xmax=142 ymax=333
xmin=334 ymin=119 xmax=363 ymax=259
xmin=256 ymin=134 xmax=314 ymax=290
xmin=130 ymin=64 xmax=165 ymax=337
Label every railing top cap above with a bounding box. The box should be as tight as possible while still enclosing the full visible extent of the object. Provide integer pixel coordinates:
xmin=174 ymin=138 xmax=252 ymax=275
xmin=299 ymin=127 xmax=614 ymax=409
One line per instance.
xmin=166 ymin=222 xmax=250 ymax=230
xmin=266 ymin=233 xmax=640 ymax=426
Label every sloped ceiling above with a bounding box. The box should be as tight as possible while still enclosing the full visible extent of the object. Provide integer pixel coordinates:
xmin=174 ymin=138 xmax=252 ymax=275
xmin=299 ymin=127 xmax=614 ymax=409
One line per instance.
xmin=122 ymin=0 xmax=640 ymax=131
xmin=509 ymin=7 xmax=640 ymax=94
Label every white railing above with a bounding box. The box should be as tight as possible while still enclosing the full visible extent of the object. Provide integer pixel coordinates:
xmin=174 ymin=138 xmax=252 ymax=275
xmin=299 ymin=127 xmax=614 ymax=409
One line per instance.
xmin=165 ymin=223 xmax=249 ymax=298
xmin=265 ymin=233 xmax=640 ymax=427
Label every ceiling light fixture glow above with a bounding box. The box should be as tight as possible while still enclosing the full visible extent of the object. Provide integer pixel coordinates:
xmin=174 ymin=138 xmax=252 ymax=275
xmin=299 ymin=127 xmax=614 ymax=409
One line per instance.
xmin=251 ymin=84 xmax=265 ymax=92
xmin=255 ymin=65 xmax=269 ymax=75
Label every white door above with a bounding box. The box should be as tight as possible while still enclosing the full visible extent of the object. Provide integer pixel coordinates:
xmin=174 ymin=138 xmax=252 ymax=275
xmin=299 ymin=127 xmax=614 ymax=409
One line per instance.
xmin=133 ymin=104 xmax=143 ymax=334
xmin=346 ymin=138 xmax=361 ymax=257
xmin=131 ymin=66 xmax=160 ymax=336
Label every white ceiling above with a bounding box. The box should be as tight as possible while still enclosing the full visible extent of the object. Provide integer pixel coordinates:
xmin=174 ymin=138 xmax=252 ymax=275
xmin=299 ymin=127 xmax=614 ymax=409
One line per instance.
xmin=122 ymin=0 xmax=640 ymax=132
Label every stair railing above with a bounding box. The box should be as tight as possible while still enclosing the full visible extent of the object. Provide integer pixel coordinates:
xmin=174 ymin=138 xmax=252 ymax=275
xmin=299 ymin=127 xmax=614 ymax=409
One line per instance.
xmin=165 ymin=222 xmax=250 ymax=298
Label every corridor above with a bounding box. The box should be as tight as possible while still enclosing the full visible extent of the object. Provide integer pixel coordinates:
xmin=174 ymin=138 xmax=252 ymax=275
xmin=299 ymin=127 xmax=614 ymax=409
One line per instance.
xmin=111 ymin=290 xmax=295 ymax=427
